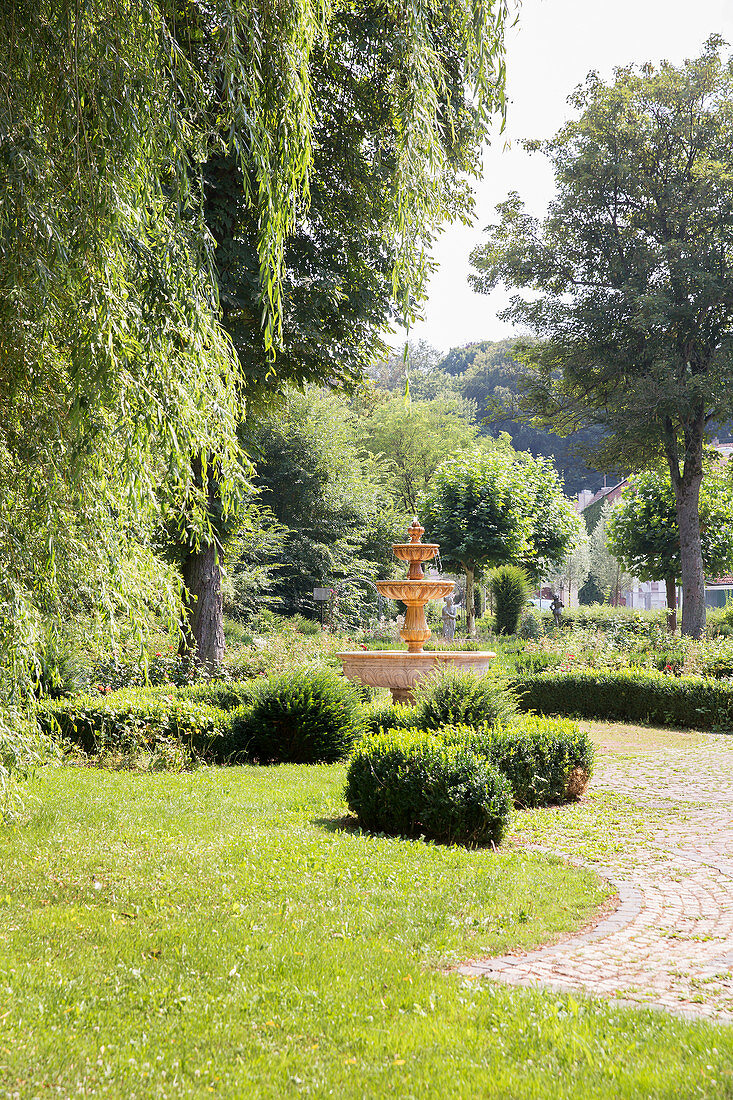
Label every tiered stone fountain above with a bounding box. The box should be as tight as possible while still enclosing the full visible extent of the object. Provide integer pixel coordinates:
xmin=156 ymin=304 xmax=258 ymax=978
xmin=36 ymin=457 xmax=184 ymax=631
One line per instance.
xmin=338 ymin=518 xmax=495 ymax=703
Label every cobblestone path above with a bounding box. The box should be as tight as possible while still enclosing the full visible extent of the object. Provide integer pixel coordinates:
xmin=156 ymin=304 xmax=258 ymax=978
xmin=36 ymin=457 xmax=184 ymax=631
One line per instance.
xmin=459 ymin=731 xmax=733 ymax=1023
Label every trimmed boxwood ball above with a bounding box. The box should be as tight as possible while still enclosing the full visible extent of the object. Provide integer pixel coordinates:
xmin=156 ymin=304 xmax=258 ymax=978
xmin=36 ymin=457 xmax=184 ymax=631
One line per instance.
xmin=414 ymin=667 xmax=517 ymax=730
xmin=345 ymin=729 xmax=512 ymax=847
xmin=434 ymin=716 xmax=594 ymax=807
xmin=221 ymin=667 xmax=366 ymax=763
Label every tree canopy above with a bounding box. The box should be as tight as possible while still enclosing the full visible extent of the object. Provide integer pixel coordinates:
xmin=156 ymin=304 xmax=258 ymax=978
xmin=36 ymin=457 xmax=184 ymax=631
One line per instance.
xmin=470 ymin=37 xmax=733 ymax=637
xmin=238 ymin=388 xmax=401 ymax=616
xmin=1 ymin=0 xmax=514 ymax=690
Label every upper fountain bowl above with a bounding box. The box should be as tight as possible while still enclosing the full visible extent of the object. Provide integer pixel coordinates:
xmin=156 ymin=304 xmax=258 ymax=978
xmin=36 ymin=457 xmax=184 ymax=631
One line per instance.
xmin=392 ymin=543 xmax=438 ymax=563
xmin=375 ymin=578 xmax=454 ymax=602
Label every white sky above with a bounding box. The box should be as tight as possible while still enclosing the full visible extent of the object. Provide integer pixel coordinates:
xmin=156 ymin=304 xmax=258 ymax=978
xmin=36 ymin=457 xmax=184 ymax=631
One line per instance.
xmin=397 ymin=0 xmax=733 ymax=355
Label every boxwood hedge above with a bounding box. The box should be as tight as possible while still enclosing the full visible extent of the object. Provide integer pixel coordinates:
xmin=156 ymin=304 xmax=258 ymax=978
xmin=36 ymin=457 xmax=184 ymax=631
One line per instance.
xmin=512 ymin=669 xmax=733 ymax=731
xmin=36 ymin=690 xmax=227 ymax=756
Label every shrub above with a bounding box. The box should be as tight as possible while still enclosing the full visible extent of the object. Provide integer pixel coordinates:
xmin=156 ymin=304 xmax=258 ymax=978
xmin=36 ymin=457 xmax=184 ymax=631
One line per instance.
xmin=345 ymin=729 xmax=512 ymax=847
xmin=491 ymin=566 xmax=530 ymax=635
xmin=220 ymin=668 xmax=365 ymax=764
xmin=36 ymin=690 xmax=227 ymax=758
xmin=177 ymin=680 xmax=256 ymax=711
xmin=517 ymin=610 xmax=541 ymax=640
xmin=487 ymin=717 xmax=594 ymax=806
xmin=362 ymin=700 xmax=417 ymax=735
xmin=511 ymin=651 xmax=562 ymax=675
xmin=433 ymin=717 xmax=594 ymax=807
xmin=706 ymin=600 xmax=733 ymax=637
xmin=512 ymin=668 xmax=733 ymax=731
xmin=414 ymin=668 xmax=517 ymax=730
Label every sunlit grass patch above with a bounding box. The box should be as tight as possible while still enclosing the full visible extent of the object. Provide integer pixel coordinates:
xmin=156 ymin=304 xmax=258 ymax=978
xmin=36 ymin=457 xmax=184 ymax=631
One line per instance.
xmin=0 ymin=763 xmax=731 ymax=1098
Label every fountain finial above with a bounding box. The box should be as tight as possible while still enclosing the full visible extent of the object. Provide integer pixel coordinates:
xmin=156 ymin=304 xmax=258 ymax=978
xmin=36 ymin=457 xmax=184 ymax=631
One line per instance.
xmin=407 ymin=517 xmax=424 ymax=544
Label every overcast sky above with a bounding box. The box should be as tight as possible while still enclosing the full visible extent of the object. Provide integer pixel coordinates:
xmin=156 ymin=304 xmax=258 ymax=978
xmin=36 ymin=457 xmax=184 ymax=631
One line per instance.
xmin=397 ymin=0 xmax=733 ymax=355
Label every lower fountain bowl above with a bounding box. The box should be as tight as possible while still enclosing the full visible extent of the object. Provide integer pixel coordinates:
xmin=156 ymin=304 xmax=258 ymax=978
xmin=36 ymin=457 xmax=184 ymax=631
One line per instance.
xmin=338 ymin=650 xmax=497 ymax=705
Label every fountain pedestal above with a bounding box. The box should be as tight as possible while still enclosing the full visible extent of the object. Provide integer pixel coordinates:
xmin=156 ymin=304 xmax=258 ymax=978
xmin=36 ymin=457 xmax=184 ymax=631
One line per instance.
xmin=337 ymin=518 xmax=495 ymax=704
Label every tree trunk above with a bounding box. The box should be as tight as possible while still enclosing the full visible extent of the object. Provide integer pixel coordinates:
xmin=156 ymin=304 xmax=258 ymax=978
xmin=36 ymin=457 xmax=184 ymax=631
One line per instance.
xmin=465 ymin=566 xmax=476 ymax=636
xmin=179 ymin=539 xmax=226 ymax=671
xmin=664 ymin=409 xmax=706 ymax=639
xmin=675 ymin=477 xmax=706 ymax=638
xmin=178 ymin=455 xmax=226 ymax=671
xmin=665 ymin=575 xmax=678 ymax=633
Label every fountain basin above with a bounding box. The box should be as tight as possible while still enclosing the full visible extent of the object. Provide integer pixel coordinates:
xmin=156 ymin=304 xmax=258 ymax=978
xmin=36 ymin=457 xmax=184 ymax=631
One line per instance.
xmin=392 ymin=543 xmax=439 ymax=564
xmin=375 ymin=579 xmax=455 ymax=603
xmin=339 ymin=650 xmax=497 ymax=705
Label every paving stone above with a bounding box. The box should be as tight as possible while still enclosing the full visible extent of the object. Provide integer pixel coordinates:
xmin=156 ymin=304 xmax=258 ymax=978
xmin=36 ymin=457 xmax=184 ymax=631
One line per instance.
xmin=459 ymin=736 xmax=733 ymax=1023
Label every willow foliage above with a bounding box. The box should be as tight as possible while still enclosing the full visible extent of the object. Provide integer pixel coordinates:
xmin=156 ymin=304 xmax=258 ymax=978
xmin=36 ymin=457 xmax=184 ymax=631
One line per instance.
xmin=0 ymin=0 xmax=513 ymax=693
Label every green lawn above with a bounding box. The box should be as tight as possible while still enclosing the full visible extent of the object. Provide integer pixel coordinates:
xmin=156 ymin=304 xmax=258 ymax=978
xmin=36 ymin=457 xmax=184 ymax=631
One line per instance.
xmin=1 ymin=764 xmax=731 ymax=1098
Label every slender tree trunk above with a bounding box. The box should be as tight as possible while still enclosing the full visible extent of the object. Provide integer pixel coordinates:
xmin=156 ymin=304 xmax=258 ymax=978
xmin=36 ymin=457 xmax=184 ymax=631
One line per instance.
xmin=179 ymin=455 xmax=226 ymax=671
xmin=664 ymin=408 xmax=706 ymax=639
xmin=465 ymin=566 xmax=476 ymax=636
xmin=665 ymin=575 xmax=678 ymax=633
xmin=675 ymin=477 xmax=706 ymax=638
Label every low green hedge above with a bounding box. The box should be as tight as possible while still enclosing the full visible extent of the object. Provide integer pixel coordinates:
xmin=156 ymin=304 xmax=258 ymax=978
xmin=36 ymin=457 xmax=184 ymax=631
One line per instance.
xmin=345 ymin=729 xmax=512 ymax=847
xmin=36 ymin=690 xmax=227 ymax=756
xmin=512 ymin=669 xmax=733 ymax=731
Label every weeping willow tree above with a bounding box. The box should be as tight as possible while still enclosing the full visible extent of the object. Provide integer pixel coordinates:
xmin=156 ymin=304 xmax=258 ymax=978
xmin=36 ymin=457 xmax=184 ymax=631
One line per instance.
xmin=0 ymin=0 xmax=514 ymax=689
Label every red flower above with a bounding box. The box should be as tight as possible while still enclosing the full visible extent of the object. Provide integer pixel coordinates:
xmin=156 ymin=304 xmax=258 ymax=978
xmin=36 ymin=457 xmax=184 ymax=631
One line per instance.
xmin=360 ymin=643 xmax=368 ymax=650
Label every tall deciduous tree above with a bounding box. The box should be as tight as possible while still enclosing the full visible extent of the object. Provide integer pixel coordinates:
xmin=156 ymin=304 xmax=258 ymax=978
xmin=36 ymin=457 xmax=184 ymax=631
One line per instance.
xmin=589 ymin=502 xmax=634 ymax=608
xmin=355 ymin=396 xmax=483 ymax=514
xmin=239 ymin=388 xmax=402 ymax=615
xmin=607 ymin=464 xmax=733 ymax=631
xmin=470 ymin=37 xmax=733 ymax=638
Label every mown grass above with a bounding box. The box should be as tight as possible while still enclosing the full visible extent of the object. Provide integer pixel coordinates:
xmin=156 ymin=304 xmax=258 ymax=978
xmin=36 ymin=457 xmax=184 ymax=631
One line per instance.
xmin=1 ymin=764 xmax=731 ymax=1098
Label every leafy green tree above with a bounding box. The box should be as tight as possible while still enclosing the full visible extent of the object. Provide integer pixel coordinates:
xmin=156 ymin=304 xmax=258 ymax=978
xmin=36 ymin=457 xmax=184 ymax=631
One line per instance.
xmin=607 ymin=465 xmax=733 ymax=630
xmin=355 ymin=395 xmax=483 ymax=514
xmin=514 ymin=453 xmax=584 ymax=580
xmin=1 ymin=0 xmax=514 ymax=689
xmin=368 ymin=342 xmax=446 ymax=396
xmin=420 ymin=450 xmax=580 ymax=634
xmin=589 ymin=502 xmax=634 ymax=607
xmin=238 ymin=388 xmax=402 ymax=616
xmin=470 ymin=38 xmax=733 ymax=638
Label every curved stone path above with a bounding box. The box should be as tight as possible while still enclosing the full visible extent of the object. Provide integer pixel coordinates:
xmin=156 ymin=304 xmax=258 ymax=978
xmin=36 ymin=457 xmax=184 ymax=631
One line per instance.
xmin=459 ymin=729 xmax=733 ymax=1023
